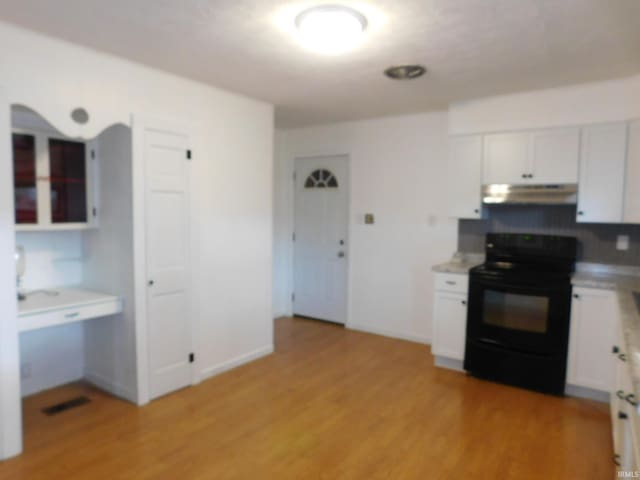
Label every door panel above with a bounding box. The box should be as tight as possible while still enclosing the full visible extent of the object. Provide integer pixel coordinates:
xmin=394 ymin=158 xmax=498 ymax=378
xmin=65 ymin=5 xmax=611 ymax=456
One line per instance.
xmin=483 ymin=133 xmax=530 ymax=185
xmin=567 ymin=288 xmax=617 ymax=391
xmin=577 ymin=123 xmax=626 ymax=223
xmin=447 ymin=135 xmax=483 ymax=219
xmin=530 ymin=128 xmax=580 ymax=184
xmin=145 ymin=129 xmax=192 ymax=400
xmin=432 ymin=292 xmax=467 ymax=360
xmin=294 ymin=156 xmax=348 ymax=324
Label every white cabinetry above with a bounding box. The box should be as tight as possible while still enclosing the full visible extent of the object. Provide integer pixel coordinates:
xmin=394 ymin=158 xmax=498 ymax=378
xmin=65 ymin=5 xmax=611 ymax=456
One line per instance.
xmin=12 ymin=127 xmax=97 ymax=231
xmin=483 ymin=128 xmax=579 ymax=185
xmin=624 ymin=120 xmax=640 ymax=224
xmin=576 ymin=123 xmax=627 ymax=223
xmin=529 ymin=128 xmax=580 ymax=184
xmin=483 ymin=132 xmax=530 ymax=185
xmin=567 ymin=287 xmax=618 ymax=392
xmin=611 ymin=320 xmax=640 ymax=472
xmin=432 ymin=273 xmax=468 ymax=366
xmin=447 ymin=135 xmax=483 ymax=219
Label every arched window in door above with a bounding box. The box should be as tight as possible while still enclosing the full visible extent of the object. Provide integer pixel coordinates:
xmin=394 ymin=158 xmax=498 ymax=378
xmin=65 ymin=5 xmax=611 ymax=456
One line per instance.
xmin=304 ymin=169 xmax=339 ymax=188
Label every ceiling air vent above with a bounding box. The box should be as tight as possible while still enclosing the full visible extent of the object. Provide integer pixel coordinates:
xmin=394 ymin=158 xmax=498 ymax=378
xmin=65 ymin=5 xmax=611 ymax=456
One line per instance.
xmin=384 ymin=65 xmax=427 ymax=80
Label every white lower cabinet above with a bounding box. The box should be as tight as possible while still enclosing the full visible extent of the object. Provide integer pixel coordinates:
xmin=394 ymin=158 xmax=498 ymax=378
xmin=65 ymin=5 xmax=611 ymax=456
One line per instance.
xmin=567 ymin=287 xmax=618 ymax=392
xmin=432 ymin=273 xmax=468 ymax=363
xmin=611 ymin=320 xmax=640 ymax=473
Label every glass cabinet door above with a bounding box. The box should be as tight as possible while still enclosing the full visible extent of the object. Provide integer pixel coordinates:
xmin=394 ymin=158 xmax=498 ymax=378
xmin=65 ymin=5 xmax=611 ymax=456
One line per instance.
xmin=48 ymin=138 xmax=88 ymax=224
xmin=12 ymin=133 xmax=38 ymax=224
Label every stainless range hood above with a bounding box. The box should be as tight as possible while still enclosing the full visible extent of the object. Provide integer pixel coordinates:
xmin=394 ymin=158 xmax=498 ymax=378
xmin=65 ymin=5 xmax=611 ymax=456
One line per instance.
xmin=482 ymin=184 xmax=578 ymax=205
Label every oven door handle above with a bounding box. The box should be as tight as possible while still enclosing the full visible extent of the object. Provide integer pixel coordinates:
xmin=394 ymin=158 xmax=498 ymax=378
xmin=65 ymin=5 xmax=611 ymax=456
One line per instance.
xmin=477 ymin=337 xmax=506 ymax=348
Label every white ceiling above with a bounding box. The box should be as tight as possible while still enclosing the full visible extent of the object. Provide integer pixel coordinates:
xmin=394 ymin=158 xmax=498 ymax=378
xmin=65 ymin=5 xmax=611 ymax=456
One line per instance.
xmin=0 ymin=0 xmax=639 ymax=128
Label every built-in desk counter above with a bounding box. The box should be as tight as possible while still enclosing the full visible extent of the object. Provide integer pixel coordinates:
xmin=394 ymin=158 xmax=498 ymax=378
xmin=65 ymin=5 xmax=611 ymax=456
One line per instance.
xmin=18 ymin=288 xmax=122 ymax=333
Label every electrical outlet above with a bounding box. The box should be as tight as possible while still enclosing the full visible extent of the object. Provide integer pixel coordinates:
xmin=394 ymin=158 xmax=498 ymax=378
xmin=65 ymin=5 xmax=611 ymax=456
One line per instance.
xmin=20 ymin=363 xmax=32 ymax=380
xmin=617 ymin=235 xmax=630 ymax=251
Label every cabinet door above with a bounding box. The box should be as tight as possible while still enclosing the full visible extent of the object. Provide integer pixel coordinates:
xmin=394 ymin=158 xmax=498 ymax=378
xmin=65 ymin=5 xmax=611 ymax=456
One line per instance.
xmin=624 ymin=120 xmax=640 ymax=224
xmin=530 ymin=128 xmax=580 ymax=184
xmin=483 ymin=132 xmax=530 ymax=185
xmin=447 ymin=135 xmax=483 ymax=219
xmin=432 ymin=292 xmax=467 ymax=360
xmin=577 ymin=123 xmax=626 ymax=223
xmin=48 ymin=138 xmax=88 ymax=224
xmin=12 ymin=133 xmax=38 ymax=224
xmin=567 ymin=287 xmax=618 ymax=392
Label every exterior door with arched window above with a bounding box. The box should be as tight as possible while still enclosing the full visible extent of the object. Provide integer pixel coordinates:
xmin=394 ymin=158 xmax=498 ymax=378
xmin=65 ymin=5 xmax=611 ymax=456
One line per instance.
xmin=293 ymin=155 xmax=349 ymax=324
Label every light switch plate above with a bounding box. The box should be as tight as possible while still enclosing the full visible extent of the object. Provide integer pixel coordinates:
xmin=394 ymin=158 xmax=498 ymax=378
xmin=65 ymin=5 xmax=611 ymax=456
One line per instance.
xmin=617 ymin=235 xmax=630 ymax=251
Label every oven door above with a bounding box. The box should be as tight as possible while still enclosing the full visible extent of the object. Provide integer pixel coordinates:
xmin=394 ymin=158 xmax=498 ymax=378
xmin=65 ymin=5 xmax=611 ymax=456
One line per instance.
xmin=466 ymin=273 xmax=572 ymax=355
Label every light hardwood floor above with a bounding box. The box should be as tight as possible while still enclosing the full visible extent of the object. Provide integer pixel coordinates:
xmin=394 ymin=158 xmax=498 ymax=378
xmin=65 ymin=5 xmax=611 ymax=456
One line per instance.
xmin=1 ymin=317 xmax=613 ymax=479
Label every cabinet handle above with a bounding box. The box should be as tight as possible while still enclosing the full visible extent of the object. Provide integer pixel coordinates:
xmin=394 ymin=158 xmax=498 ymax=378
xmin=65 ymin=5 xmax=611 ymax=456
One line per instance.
xmin=613 ymin=345 xmax=620 ymax=354
xmin=619 ymin=411 xmax=629 ymax=420
xmin=474 ymin=209 xmax=479 ymax=214
xmin=578 ymin=211 xmax=584 ymax=216
xmin=148 ymin=280 xmax=155 ymax=286
xmin=617 ymin=390 xmax=626 ymax=400
xmin=626 ymin=394 xmax=638 ymax=407
xmin=521 ymin=174 xmax=527 ymax=179
xmin=573 ymin=293 xmax=580 ymax=299
xmin=461 ymin=300 xmax=467 ymax=305
xmin=619 ymin=353 xmax=628 ymax=362
xmin=614 ymin=454 xmax=621 ymax=467
xmin=529 ymin=174 xmax=534 ymax=179
xmin=445 ymin=281 xmax=457 ymax=285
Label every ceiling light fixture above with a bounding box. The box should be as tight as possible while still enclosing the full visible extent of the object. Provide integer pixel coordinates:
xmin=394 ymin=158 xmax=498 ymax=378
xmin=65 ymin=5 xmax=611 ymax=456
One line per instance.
xmin=295 ymin=5 xmax=368 ymax=55
xmin=384 ymin=65 xmax=427 ymax=80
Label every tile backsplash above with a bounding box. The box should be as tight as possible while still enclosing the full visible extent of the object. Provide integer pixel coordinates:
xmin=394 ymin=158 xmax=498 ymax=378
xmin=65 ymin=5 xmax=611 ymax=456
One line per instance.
xmin=459 ymin=205 xmax=640 ymax=266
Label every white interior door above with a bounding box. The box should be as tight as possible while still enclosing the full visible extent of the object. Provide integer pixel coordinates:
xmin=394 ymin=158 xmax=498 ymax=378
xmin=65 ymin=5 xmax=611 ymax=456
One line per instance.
xmin=145 ymin=128 xmax=192 ymax=400
xmin=293 ymin=156 xmax=349 ymax=324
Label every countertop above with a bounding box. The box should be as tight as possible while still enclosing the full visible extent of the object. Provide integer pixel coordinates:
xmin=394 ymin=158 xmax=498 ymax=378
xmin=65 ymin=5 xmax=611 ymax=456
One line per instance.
xmin=17 ymin=287 xmax=122 ymax=333
xmin=432 ymin=252 xmax=484 ymax=274
xmin=18 ymin=287 xmax=120 ymax=317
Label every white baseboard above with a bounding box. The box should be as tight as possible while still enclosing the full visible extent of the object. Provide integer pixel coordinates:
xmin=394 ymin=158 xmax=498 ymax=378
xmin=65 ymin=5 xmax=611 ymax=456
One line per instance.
xmin=200 ymin=345 xmax=274 ymax=381
xmin=566 ymin=384 xmax=609 ymax=403
xmin=434 ymin=356 xmax=465 ymax=372
xmin=84 ymin=371 xmax=136 ymax=404
xmin=346 ymin=323 xmax=430 ymax=345
xmin=273 ymin=311 xmax=290 ymax=319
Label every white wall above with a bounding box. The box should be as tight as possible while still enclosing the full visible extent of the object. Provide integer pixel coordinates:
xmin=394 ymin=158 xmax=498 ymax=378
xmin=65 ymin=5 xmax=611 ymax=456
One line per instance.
xmin=0 ymin=21 xmax=273 ymax=459
xmin=16 ymin=231 xmax=86 ymax=397
xmin=275 ymin=113 xmax=457 ymax=343
xmin=19 ymin=325 xmax=84 ymax=397
xmin=16 ymin=232 xmax=84 ymax=290
xmin=83 ymin=125 xmax=136 ymax=402
xmin=449 ymin=74 xmax=640 ymax=134
xmin=0 ymin=89 xmax=22 ymax=459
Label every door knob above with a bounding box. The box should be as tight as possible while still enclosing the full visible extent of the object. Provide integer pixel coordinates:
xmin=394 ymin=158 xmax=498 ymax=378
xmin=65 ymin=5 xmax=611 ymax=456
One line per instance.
xmin=337 ymin=252 xmax=345 ymax=258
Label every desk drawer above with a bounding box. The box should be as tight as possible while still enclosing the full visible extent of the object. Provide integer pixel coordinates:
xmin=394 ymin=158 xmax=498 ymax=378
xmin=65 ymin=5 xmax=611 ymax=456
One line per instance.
xmin=20 ymin=299 xmax=122 ymax=333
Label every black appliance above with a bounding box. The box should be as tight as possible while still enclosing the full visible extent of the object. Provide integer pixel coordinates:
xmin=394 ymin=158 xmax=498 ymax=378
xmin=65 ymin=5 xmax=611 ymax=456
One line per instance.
xmin=464 ymin=233 xmax=577 ymax=395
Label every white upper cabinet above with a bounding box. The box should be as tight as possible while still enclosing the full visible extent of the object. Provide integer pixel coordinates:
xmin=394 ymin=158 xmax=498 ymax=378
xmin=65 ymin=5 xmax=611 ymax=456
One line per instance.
xmin=483 ymin=132 xmax=530 ymax=185
xmin=447 ymin=135 xmax=483 ymax=219
xmin=529 ymin=128 xmax=580 ymax=184
xmin=623 ymin=120 xmax=640 ymax=224
xmin=483 ymin=128 xmax=580 ymax=185
xmin=12 ymin=128 xmax=96 ymax=231
xmin=576 ymin=123 xmax=627 ymax=223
